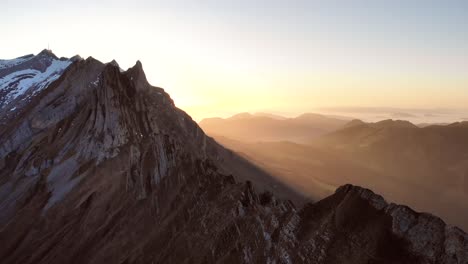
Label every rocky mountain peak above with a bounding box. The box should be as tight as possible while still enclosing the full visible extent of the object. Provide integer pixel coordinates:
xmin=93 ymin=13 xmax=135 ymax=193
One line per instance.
xmin=107 ymin=59 xmax=120 ymax=68
xmin=0 ymin=52 xmax=466 ymax=264
xmin=343 ymin=118 xmax=366 ymax=128
xmin=124 ymin=60 xmax=150 ymax=90
xmin=374 ymin=119 xmax=418 ymax=129
xmin=69 ymin=55 xmax=83 ymax=62
xmin=37 ymin=49 xmax=59 ymax=60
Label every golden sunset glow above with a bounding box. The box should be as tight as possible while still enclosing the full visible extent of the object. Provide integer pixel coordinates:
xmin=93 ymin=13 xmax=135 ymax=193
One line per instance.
xmin=2 ymin=1 xmax=467 ymax=121
xmin=2 ymin=1 xmax=468 ymax=259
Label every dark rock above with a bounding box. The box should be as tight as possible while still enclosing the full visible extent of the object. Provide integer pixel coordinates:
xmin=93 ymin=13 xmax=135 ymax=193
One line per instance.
xmin=0 ymin=52 xmax=466 ymax=264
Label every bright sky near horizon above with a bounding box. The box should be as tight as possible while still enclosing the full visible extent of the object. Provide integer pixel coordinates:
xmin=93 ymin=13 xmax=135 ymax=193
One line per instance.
xmin=1 ymin=0 xmax=467 ymax=120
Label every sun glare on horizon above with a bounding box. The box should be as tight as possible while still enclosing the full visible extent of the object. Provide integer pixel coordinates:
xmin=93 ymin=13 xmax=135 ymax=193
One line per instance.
xmin=1 ymin=0 xmax=467 ymax=121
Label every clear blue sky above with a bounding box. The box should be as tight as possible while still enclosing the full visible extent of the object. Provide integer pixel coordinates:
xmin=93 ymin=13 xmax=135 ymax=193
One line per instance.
xmin=1 ymin=0 xmax=467 ymax=119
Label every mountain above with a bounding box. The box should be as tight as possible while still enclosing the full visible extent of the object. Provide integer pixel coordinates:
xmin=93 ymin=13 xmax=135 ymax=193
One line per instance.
xmin=199 ymin=112 xmax=350 ymax=143
xmin=0 ymin=50 xmax=76 ymax=112
xmin=417 ymin=122 xmax=450 ymax=128
xmin=316 ymin=119 xmax=468 ymax=191
xmin=313 ymin=119 xmax=468 ymax=229
xmin=0 ymin=51 xmax=466 ymax=263
xmin=252 ymin=112 xmax=288 ymax=120
xmin=211 ymin=134 xmax=468 ymax=230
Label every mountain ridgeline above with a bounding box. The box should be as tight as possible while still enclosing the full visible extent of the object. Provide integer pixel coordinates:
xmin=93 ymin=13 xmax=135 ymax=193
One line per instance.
xmin=204 ymin=113 xmax=468 ymax=231
xmin=314 ymin=119 xmax=468 ymax=228
xmin=199 ymin=112 xmax=350 ymax=143
xmin=0 ymin=51 xmax=466 ymax=263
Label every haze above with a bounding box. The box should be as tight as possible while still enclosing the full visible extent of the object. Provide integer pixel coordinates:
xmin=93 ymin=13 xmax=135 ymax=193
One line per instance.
xmin=2 ymin=1 xmax=468 ymax=260
xmin=1 ymin=0 xmax=468 ymax=121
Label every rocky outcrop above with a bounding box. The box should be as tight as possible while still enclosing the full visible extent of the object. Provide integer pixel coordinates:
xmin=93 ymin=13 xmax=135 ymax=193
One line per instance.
xmin=0 ymin=51 xmax=466 ymax=264
xmin=295 ymin=185 xmax=467 ymax=263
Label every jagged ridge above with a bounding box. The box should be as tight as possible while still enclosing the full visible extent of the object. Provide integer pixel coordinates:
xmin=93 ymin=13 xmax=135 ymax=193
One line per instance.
xmin=0 ymin=51 xmax=466 ymax=263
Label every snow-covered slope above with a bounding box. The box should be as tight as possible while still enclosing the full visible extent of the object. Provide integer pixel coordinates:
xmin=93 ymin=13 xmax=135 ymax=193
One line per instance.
xmin=0 ymin=50 xmax=72 ymax=112
xmin=0 ymin=54 xmax=34 ymax=70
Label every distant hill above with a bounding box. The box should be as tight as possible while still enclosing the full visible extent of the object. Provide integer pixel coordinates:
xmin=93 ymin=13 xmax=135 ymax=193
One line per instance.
xmin=316 ymin=120 xmax=468 ymax=186
xmin=206 ymin=119 xmax=468 ymax=230
xmin=313 ymin=119 xmax=468 ymax=228
xmin=199 ymin=112 xmax=351 ymax=143
xmin=252 ymin=112 xmax=287 ymax=120
xmin=417 ymin=122 xmax=450 ymax=127
xmin=3 ymin=51 xmax=465 ymax=263
xmin=316 ymin=120 xmax=468 ymax=189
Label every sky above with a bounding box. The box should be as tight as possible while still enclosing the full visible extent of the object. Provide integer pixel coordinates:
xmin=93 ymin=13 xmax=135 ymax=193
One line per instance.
xmin=1 ymin=0 xmax=468 ymax=121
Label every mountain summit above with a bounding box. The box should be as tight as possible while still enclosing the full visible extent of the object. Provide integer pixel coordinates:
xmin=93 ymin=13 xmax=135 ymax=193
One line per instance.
xmin=0 ymin=52 xmax=466 ymax=263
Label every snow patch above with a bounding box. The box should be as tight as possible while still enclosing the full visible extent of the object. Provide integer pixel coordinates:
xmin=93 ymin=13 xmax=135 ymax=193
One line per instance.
xmin=0 ymin=59 xmax=72 ymax=108
xmin=0 ymin=56 xmax=33 ymax=70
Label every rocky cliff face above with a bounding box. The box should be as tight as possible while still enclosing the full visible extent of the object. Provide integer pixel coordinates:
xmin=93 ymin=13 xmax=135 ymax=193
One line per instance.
xmin=0 ymin=51 xmax=466 ymax=264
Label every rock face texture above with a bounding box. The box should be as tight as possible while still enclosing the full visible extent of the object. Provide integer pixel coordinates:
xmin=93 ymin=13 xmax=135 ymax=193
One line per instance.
xmin=0 ymin=51 xmax=466 ymax=264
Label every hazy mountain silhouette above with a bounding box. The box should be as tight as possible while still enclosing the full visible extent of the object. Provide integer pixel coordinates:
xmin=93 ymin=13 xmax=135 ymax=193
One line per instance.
xmin=206 ymin=119 xmax=468 ymax=230
xmin=315 ymin=119 xmax=468 ymax=229
xmin=200 ymin=112 xmax=350 ymax=143
xmin=0 ymin=51 xmax=466 ymax=263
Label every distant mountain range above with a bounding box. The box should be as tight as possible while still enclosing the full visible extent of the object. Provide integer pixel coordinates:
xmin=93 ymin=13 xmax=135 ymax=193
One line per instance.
xmin=0 ymin=51 xmax=466 ymax=263
xmin=199 ymin=112 xmax=351 ymax=143
xmin=316 ymin=119 xmax=468 ymax=195
xmin=321 ymin=119 xmax=468 ymax=228
xmin=315 ymin=106 xmax=468 ymax=125
xmin=207 ymin=116 xmax=468 ymax=230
